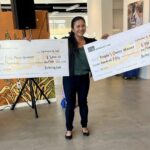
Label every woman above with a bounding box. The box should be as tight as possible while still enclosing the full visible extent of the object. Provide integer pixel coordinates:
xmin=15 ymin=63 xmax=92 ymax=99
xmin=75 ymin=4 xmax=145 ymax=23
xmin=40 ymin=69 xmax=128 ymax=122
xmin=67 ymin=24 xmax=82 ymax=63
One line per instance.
xmin=63 ymin=16 xmax=96 ymax=140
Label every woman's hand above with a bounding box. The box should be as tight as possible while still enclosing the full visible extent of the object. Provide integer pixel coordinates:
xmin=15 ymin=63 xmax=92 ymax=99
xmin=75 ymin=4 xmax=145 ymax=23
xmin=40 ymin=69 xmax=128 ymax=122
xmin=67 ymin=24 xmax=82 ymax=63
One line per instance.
xmin=101 ymin=33 xmax=109 ymax=39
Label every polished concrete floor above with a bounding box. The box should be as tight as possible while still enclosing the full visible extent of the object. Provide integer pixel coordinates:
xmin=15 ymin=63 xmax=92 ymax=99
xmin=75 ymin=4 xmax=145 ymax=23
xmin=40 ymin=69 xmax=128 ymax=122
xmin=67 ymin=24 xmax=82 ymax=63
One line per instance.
xmin=0 ymin=76 xmax=150 ymax=150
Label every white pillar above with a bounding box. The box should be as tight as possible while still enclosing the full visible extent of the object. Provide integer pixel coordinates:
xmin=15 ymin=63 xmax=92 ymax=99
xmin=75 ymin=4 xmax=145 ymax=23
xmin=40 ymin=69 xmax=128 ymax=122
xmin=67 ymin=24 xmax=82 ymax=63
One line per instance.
xmin=140 ymin=0 xmax=150 ymax=79
xmin=87 ymin=0 xmax=113 ymax=39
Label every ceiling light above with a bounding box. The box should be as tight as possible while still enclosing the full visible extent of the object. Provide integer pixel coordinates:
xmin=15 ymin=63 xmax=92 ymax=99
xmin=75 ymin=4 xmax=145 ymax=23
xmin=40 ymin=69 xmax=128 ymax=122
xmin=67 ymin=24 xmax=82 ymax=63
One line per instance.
xmin=50 ymin=11 xmax=59 ymax=15
xmin=66 ymin=4 xmax=79 ymax=11
xmin=53 ymin=6 xmax=67 ymax=9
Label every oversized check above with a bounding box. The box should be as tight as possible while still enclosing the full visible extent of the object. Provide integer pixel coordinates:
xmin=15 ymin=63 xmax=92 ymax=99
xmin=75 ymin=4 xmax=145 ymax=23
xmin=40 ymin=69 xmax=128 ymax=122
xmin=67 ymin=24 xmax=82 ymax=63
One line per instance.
xmin=0 ymin=39 xmax=69 ymax=79
xmin=84 ymin=23 xmax=150 ymax=81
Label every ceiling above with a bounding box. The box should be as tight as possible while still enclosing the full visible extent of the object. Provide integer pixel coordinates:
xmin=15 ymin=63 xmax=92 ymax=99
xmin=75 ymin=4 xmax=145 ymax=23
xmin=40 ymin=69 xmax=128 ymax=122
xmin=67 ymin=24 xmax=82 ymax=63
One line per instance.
xmin=0 ymin=0 xmax=87 ymax=13
xmin=0 ymin=0 xmax=87 ymax=4
xmin=35 ymin=3 xmax=87 ymax=13
xmin=0 ymin=0 xmax=123 ymax=13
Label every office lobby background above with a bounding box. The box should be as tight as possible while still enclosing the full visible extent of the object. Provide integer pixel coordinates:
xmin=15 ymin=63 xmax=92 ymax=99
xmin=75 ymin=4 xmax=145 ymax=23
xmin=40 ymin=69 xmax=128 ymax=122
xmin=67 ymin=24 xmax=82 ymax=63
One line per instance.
xmin=1 ymin=1 xmax=150 ymax=150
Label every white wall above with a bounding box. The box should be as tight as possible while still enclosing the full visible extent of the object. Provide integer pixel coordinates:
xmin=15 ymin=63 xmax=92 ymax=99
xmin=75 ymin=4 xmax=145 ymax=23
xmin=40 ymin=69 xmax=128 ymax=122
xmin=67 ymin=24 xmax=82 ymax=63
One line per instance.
xmin=113 ymin=0 xmax=123 ymax=34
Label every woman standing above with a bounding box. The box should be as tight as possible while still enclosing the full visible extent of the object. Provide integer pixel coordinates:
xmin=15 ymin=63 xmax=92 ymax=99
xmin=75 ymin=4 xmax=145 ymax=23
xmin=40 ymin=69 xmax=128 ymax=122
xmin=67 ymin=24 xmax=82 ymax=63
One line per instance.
xmin=63 ymin=16 xmax=96 ymax=140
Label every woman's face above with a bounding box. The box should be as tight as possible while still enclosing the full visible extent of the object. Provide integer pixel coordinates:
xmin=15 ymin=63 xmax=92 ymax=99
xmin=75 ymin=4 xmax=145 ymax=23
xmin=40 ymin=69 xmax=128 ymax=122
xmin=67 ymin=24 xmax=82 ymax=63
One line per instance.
xmin=72 ymin=19 xmax=86 ymax=37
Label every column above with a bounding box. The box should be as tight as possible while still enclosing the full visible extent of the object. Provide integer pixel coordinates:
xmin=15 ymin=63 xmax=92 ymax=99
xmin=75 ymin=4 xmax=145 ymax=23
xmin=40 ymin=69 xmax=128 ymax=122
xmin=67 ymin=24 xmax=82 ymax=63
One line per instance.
xmin=87 ymin=0 xmax=113 ymax=39
xmin=140 ymin=0 xmax=150 ymax=79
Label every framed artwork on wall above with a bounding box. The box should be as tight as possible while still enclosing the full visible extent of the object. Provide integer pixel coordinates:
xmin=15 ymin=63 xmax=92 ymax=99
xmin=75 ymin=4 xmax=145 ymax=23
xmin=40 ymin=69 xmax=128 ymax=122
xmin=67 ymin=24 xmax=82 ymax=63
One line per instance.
xmin=128 ymin=0 xmax=143 ymax=29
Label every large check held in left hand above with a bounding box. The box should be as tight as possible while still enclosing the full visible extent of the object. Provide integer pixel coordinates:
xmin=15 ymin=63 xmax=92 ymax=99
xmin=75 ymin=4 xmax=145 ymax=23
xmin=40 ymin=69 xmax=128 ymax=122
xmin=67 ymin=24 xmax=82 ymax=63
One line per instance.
xmin=0 ymin=39 xmax=69 ymax=79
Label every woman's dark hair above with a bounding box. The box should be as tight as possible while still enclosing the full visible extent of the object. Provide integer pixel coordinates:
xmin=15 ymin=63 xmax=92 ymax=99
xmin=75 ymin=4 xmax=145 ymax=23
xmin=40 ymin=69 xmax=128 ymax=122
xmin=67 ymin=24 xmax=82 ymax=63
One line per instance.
xmin=71 ymin=16 xmax=85 ymax=29
xmin=69 ymin=16 xmax=86 ymax=53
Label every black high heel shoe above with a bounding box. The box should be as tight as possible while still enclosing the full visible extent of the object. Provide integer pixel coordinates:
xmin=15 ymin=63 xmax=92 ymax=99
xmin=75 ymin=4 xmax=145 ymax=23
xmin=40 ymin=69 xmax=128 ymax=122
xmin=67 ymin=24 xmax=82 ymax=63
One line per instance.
xmin=82 ymin=128 xmax=90 ymax=136
xmin=65 ymin=131 xmax=72 ymax=140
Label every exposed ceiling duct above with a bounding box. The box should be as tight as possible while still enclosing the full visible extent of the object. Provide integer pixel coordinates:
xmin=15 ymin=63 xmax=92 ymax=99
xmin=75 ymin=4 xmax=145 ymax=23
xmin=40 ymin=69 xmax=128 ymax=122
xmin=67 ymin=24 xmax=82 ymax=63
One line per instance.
xmin=1 ymin=3 xmax=87 ymax=13
xmin=0 ymin=0 xmax=87 ymax=4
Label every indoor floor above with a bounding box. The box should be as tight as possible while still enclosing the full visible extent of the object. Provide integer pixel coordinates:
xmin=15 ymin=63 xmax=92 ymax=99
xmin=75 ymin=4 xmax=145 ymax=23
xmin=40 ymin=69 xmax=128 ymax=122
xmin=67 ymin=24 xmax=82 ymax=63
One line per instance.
xmin=0 ymin=76 xmax=150 ymax=150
